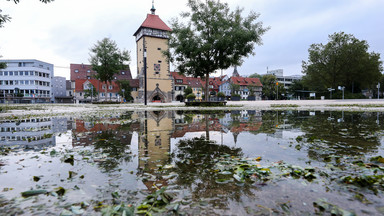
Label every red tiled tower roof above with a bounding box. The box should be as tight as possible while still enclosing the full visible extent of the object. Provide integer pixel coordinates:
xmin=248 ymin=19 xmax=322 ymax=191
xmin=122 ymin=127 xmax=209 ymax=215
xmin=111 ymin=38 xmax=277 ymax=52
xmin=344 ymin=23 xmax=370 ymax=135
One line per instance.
xmin=134 ymin=14 xmax=172 ymax=36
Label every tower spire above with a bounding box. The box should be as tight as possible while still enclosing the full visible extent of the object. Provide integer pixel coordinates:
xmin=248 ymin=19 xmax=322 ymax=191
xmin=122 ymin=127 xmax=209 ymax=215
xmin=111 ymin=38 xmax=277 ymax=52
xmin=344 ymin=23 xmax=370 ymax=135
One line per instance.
xmin=151 ymin=0 xmax=156 ymax=15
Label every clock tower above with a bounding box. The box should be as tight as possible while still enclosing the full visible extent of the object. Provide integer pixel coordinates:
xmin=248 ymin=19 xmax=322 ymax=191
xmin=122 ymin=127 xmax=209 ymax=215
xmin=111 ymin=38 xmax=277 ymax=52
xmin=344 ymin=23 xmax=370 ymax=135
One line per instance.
xmin=134 ymin=2 xmax=173 ymax=103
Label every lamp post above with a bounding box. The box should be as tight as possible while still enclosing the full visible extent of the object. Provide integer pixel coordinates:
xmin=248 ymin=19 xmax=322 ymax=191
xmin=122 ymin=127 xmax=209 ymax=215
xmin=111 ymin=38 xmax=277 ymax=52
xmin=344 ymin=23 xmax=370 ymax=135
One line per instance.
xmin=276 ymin=82 xmax=279 ymax=100
xmin=122 ymin=89 xmax=125 ymax=102
xmin=377 ymin=82 xmax=380 ymax=100
xmin=327 ymin=88 xmax=335 ymax=99
xmin=338 ymin=86 xmax=345 ymax=100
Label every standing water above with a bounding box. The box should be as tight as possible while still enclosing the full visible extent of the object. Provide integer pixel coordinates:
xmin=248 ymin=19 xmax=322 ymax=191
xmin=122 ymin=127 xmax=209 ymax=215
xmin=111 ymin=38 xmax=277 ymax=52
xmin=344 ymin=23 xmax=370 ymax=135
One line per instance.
xmin=1 ymin=110 xmax=384 ymax=215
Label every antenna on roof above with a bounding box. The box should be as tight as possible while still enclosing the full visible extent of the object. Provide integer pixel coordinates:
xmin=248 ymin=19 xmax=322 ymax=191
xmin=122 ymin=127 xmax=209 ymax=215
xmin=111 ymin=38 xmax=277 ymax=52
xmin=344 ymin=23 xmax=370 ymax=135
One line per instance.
xmin=151 ymin=0 xmax=156 ymax=14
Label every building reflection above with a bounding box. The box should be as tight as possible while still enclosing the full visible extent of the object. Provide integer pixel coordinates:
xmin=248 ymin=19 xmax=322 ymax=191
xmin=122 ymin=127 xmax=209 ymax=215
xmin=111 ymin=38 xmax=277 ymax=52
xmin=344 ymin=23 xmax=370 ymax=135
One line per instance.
xmin=0 ymin=117 xmax=69 ymax=150
xmin=137 ymin=111 xmax=174 ymax=190
xmin=71 ymin=114 xmax=140 ymax=147
xmin=137 ymin=110 xmax=263 ymax=191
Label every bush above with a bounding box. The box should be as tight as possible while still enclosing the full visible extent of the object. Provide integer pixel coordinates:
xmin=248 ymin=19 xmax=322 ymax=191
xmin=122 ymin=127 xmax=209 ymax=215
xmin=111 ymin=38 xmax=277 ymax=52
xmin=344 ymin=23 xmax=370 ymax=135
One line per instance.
xmin=217 ymin=92 xmax=225 ymax=98
xmin=186 ymin=93 xmax=196 ymax=99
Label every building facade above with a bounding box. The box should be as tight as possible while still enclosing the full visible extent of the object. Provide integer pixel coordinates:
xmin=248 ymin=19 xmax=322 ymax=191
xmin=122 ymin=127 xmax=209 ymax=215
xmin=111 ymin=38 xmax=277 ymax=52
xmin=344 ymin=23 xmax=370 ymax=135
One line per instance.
xmin=134 ymin=4 xmax=173 ymax=103
xmin=266 ymin=69 xmax=302 ymax=89
xmin=0 ymin=59 xmax=54 ymax=103
xmin=69 ymin=63 xmax=137 ymax=103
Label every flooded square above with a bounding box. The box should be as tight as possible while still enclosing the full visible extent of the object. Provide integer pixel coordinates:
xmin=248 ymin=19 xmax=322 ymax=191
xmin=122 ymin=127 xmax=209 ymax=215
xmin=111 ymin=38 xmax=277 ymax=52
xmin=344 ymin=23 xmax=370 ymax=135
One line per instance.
xmin=1 ymin=110 xmax=384 ymax=215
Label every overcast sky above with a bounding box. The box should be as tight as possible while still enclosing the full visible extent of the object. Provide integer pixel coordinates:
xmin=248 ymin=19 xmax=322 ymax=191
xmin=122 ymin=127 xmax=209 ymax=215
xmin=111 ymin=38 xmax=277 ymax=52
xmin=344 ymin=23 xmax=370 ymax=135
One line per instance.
xmin=1 ymin=0 xmax=383 ymax=80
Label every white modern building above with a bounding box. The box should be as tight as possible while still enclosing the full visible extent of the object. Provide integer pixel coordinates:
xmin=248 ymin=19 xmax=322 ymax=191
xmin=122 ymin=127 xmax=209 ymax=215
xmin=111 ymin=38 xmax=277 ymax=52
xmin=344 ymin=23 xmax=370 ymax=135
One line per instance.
xmin=0 ymin=59 xmax=54 ymax=103
xmin=266 ymin=69 xmax=302 ymax=89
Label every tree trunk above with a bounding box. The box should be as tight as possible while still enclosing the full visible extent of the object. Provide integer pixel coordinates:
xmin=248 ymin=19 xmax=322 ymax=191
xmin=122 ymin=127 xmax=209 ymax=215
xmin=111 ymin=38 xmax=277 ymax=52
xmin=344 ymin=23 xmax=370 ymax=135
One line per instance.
xmin=105 ymin=81 xmax=108 ymax=102
xmin=205 ymin=72 xmax=209 ymax=102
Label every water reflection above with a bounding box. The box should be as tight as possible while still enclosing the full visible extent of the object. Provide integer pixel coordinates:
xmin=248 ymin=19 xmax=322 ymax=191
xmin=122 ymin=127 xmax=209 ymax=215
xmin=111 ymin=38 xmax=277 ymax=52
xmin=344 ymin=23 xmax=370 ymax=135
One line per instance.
xmin=0 ymin=117 xmax=69 ymax=150
xmin=1 ymin=110 xmax=384 ymax=215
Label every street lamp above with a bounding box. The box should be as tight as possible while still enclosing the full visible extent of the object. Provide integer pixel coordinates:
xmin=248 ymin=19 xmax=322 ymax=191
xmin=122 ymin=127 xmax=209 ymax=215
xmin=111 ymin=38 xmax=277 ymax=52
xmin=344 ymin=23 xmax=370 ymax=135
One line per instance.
xmin=377 ymin=82 xmax=380 ymax=100
xmin=338 ymin=86 xmax=345 ymax=100
xmin=327 ymin=88 xmax=335 ymax=99
xmin=122 ymin=89 xmax=125 ymax=102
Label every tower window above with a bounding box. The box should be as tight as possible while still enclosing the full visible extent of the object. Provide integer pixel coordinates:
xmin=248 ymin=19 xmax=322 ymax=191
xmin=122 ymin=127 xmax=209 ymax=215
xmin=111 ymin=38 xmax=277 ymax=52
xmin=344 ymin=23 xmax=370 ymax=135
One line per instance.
xmin=157 ymin=48 xmax=161 ymax=50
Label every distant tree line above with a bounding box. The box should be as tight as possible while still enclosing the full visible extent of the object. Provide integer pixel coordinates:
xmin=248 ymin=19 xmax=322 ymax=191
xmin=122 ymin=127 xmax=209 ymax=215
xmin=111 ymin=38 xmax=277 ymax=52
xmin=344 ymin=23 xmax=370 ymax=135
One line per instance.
xmin=251 ymin=32 xmax=383 ymax=99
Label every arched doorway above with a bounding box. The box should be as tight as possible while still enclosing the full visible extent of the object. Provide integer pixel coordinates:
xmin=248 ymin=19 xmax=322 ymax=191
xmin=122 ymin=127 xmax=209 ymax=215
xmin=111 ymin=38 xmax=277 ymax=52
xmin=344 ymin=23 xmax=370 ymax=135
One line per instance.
xmin=152 ymin=95 xmax=162 ymax=102
xmin=176 ymin=94 xmax=184 ymax=102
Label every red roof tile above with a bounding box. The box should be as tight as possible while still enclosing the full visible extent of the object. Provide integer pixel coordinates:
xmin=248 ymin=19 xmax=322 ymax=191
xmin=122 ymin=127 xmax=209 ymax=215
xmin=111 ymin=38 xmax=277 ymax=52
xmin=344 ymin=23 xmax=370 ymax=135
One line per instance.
xmin=134 ymin=14 xmax=172 ymax=36
xmin=230 ymin=77 xmax=262 ymax=87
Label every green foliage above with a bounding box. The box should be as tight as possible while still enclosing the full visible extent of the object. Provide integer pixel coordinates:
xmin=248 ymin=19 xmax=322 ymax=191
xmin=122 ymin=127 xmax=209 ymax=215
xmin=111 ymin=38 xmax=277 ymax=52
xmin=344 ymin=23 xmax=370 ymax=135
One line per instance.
xmin=302 ymin=32 xmax=383 ymax=94
xmin=249 ymin=73 xmax=262 ymax=79
xmin=186 ymin=93 xmax=196 ymax=99
xmin=230 ymin=83 xmax=240 ymax=94
xmin=166 ymin=0 xmax=269 ymax=101
xmin=83 ymin=83 xmax=98 ymax=99
xmin=217 ymin=92 xmax=225 ymax=98
xmin=0 ymin=61 xmax=6 ymax=69
xmin=260 ymin=74 xmax=285 ymax=99
xmin=117 ymin=80 xmax=132 ymax=101
xmin=89 ymin=38 xmax=130 ymax=99
xmin=183 ymin=86 xmax=192 ymax=97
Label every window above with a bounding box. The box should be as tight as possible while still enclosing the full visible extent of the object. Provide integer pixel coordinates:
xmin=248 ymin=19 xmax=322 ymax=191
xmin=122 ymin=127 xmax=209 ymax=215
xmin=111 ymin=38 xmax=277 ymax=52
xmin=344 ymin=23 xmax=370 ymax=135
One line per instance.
xmin=14 ymin=71 xmax=18 ymax=76
xmin=109 ymin=85 xmax=113 ymax=90
xmin=80 ymin=93 xmax=82 ymax=96
xmin=9 ymin=71 xmax=13 ymax=76
xmin=75 ymin=69 xmax=79 ymax=73
xmin=0 ymin=71 xmax=2 ymax=76
xmin=176 ymin=79 xmax=183 ymax=84
xmin=114 ymin=77 xmax=117 ymax=80
xmin=25 ymin=71 xmax=28 ymax=76
xmin=4 ymin=71 xmax=8 ymax=76
xmin=102 ymin=85 xmax=106 ymax=89
xmin=87 ymin=70 xmax=91 ymax=73
xmin=154 ymin=64 xmax=160 ymax=73
xmin=121 ymin=71 xmax=125 ymax=75
xmin=87 ymin=76 xmax=91 ymax=79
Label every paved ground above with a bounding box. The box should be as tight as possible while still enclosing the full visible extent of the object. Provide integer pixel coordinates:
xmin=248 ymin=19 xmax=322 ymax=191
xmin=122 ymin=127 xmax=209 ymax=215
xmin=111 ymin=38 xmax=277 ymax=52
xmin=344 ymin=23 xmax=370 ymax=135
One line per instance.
xmin=2 ymin=99 xmax=384 ymax=118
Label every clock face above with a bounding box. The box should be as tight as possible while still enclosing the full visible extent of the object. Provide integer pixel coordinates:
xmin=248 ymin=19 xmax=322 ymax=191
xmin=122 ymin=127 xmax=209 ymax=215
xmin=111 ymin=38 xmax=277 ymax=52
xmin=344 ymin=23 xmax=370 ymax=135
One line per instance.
xmin=154 ymin=64 xmax=161 ymax=72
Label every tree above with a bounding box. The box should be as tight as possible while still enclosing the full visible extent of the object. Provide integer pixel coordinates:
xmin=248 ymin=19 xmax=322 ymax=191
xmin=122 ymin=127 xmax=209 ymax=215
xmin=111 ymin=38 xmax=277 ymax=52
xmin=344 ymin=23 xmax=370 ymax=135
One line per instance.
xmin=287 ymin=79 xmax=307 ymax=98
xmin=83 ymin=83 xmax=98 ymax=102
xmin=249 ymin=73 xmax=262 ymax=79
xmin=89 ymin=38 xmax=130 ymax=101
xmin=302 ymin=32 xmax=383 ymax=94
xmin=230 ymin=83 xmax=240 ymax=96
xmin=184 ymin=86 xmax=193 ymax=98
xmin=166 ymin=0 xmax=269 ymax=101
xmin=1 ymin=0 xmax=53 ymax=28
xmin=260 ymin=74 xmax=286 ymax=100
xmin=0 ymin=58 xmax=6 ymax=69
xmin=117 ymin=80 xmax=132 ymax=102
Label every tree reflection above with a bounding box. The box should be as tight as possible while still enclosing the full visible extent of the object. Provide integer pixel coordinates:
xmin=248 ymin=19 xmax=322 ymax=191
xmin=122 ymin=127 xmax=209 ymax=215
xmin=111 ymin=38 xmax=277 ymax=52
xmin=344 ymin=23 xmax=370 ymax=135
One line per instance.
xmin=172 ymin=137 xmax=256 ymax=209
xmin=285 ymin=111 xmax=384 ymax=160
xmin=94 ymin=128 xmax=133 ymax=172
